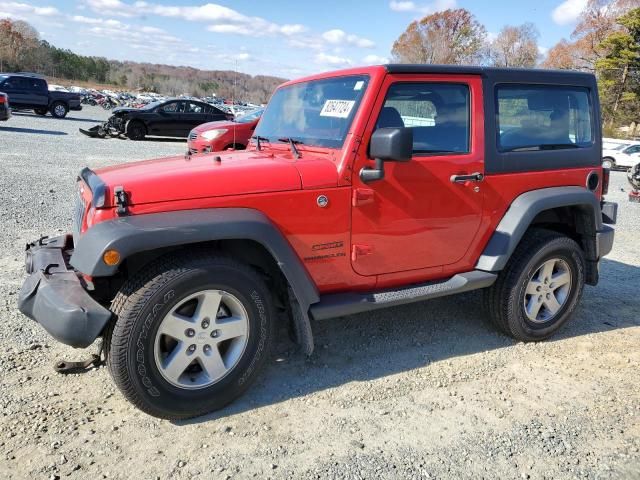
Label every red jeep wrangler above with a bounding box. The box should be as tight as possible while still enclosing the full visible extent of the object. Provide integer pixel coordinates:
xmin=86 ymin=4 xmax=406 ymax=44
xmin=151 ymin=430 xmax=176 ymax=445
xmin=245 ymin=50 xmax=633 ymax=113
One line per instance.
xmin=19 ymin=65 xmax=617 ymax=419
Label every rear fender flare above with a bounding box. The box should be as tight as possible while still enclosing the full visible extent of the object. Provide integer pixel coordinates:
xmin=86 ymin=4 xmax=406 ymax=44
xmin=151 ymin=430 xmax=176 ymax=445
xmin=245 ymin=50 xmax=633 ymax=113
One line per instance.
xmin=476 ymin=186 xmax=602 ymax=272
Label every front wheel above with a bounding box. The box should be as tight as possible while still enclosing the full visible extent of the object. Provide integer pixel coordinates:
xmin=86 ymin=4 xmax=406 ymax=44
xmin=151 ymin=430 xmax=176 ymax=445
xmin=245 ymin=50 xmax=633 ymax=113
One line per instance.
xmin=602 ymin=157 xmax=616 ymax=169
xmin=126 ymin=121 xmax=146 ymax=140
xmin=106 ymin=253 xmax=275 ymax=420
xmin=483 ymin=229 xmax=585 ymax=342
xmin=50 ymin=101 xmax=68 ymax=118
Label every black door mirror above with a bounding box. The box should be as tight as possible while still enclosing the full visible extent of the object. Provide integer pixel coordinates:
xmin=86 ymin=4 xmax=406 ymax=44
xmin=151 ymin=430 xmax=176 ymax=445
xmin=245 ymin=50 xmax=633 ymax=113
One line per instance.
xmin=361 ymin=127 xmax=413 ymax=183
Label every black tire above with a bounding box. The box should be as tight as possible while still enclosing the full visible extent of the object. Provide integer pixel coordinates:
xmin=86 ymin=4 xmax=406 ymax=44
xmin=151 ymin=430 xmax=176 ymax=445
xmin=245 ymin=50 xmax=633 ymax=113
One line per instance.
xmin=482 ymin=229 xmax=585 ymax=342
xmin=126 ymin=121 xmax=146 ymax=140
xmin=50 ymin=101 xmax=68 ymax=118
xmin=105 ymin=252 xmax=275 ymax=420
xmin=34 ymin=108 xmax=48 ymax=116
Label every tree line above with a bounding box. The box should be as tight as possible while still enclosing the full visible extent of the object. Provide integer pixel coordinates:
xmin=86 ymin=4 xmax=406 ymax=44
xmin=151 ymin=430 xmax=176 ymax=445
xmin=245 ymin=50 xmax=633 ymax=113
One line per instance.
xmin=391 ymin=0 xmax=639 ymax=134
xmin=0 ymin=18 xmax=285 ymax=104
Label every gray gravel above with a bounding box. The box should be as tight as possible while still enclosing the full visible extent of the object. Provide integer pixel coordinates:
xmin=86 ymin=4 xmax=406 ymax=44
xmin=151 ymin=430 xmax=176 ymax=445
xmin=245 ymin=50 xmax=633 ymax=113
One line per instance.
xmin=0 ymin=108 xmax=639 ymax=479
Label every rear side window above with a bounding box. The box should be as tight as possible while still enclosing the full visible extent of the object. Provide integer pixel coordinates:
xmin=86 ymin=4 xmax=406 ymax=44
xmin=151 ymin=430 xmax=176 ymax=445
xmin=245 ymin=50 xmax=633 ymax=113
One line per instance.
xmin=496 ymin=85 xmax=593 ymax=152
xmin=376 ymin=83 xmax=470 ymax=155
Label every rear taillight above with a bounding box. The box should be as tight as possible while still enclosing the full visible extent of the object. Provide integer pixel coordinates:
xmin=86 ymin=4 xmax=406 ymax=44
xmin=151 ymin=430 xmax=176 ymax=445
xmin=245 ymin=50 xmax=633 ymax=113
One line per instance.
xmin=602 ymin=168 xmax=610 ymax=195
xmin=0 ymin=96 xmax=5 ymax=104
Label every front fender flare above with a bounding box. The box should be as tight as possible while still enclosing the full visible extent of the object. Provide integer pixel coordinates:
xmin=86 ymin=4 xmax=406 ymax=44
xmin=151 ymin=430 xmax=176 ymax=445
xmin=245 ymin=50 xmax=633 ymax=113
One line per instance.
xmin=71 ymin=208 xmax=320 ymax=353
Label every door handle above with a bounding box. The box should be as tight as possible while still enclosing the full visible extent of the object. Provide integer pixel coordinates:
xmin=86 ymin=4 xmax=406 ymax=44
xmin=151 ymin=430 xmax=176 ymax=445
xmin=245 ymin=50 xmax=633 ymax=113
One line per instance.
xmin=450 ymin=172 xmax=484 ymax=183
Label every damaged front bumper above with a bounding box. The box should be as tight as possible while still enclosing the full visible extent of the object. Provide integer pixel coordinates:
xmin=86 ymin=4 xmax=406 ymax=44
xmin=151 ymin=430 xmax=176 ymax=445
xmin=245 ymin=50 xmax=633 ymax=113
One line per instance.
xmin=18 ymin=235 xmax=112 ymax=348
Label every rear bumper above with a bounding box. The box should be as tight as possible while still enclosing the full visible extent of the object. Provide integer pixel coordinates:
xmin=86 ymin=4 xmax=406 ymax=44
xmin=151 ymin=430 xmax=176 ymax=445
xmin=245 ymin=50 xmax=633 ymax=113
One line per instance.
xmin=0 ymin=107 xmax=9 ymax=121
xmin=596 ymin=225 xmax=615 ymax=259
xmin=17 ymin=235 xmax=112 ymax=348
xmin=70 ymin=104 xmax=83 ymax=111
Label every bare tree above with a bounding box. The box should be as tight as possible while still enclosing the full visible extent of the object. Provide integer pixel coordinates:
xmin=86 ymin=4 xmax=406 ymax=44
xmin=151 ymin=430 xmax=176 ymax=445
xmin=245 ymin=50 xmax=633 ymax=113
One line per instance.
xmin=486 ymin=23 xmax=539 ymax=67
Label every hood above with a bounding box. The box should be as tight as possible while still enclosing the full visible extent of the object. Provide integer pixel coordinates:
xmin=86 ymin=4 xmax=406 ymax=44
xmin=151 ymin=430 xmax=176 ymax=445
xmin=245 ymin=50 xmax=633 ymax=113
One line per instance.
xmin=193 ymin=120 xmax=236 ymax=133
xmin=93 ymin=149 xmax=338 ymax=206
xmin=112 ymin=106 xmax=139 ymax=115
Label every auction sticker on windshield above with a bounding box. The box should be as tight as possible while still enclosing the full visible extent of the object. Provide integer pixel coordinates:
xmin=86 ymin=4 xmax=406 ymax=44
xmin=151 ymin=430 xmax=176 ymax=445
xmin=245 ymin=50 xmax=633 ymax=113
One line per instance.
xmin=320 ymin=100 xmax=356 ymax=118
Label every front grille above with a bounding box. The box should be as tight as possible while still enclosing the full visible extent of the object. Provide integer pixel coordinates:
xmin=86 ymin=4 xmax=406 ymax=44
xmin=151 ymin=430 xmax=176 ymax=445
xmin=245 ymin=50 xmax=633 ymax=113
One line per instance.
xmin=72 ymin=184 xmax=86 ymax=244
xmin=188 ymin=131 xmax=198 ymax=141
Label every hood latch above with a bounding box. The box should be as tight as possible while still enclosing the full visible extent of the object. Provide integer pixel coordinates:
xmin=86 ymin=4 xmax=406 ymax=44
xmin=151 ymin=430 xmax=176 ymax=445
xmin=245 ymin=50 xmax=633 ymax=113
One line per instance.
xmin=114 ymin=186 xmax=129 ymax=216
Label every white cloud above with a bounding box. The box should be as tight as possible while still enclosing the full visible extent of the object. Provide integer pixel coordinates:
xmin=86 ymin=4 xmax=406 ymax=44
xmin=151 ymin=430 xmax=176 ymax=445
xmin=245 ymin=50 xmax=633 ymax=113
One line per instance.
xmin=0 ymin=2 xmax=60 ymax=18
xmin=315 ymin=52 xmax=352 ymax=67
xmin=83 ymin=1 xmax=307 ymax=39
xmin=389 ymin=0 xmax=456 ymax=15
xmin=321 ymin=29 xmax=375 ymax=48
xmin=362 ymin=54 xmax=389 ymax=64
xmin=551 ymin=0 xmax=587 ymax=25
xmin=538 ymin=45 xmax=549 ymax=56
xmin=390 ymin=1 xmax=417 ymax=11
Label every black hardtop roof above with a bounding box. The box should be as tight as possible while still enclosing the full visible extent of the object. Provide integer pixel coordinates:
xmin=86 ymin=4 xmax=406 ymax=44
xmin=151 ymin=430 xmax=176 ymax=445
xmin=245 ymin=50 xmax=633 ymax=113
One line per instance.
xmin=384 ymin=64 xmax=595 ymax=84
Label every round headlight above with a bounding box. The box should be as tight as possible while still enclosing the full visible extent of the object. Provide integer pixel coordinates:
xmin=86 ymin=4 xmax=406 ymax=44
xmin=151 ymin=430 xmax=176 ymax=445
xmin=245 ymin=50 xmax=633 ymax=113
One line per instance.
xmin=201 ymin=129 xmax=227 ymax=141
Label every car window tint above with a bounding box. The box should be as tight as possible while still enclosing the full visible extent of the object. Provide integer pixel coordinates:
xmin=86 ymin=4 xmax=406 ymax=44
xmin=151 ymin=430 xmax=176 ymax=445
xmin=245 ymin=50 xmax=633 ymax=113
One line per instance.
xmin=161 ymin=102 xmax=179 ymax=113
xmin=187 ymin=102 xmax=203 ymax=113
xmin=497 ymin=85 xmax=593 ymax=152
xmin=376 ymin=82 xmax=470 ymax=155
xmin=626 ymin=145 xmax=640 ymax=154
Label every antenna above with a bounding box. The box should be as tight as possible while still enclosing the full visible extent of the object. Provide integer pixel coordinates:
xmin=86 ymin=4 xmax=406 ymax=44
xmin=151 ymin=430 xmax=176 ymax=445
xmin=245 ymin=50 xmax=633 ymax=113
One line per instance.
xmin=233 ymin=60 xmax=237 ymax=149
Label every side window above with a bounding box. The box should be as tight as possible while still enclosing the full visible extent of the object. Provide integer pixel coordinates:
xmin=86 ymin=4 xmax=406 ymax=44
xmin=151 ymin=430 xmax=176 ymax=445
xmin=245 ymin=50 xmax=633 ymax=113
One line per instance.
xmin=160 ymin=101 xmax=181 ymax=113
xmin=376 ymin=83 xmax=470 ymax=154
xmin=187 ymin=102 xmax=203 ymax=113
xmin=34 ymin=79 xmax=47 ymax=91
xmin=497 ymin=85 xmax=593 ymax=152
xmin=625 ymin=145 xmax=640 ymax=154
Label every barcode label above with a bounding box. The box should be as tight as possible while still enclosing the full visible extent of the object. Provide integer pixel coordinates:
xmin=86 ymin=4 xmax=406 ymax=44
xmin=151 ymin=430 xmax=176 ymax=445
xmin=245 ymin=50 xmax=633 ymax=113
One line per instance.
xmin=320 ymin=99 xmax=355 ymax=118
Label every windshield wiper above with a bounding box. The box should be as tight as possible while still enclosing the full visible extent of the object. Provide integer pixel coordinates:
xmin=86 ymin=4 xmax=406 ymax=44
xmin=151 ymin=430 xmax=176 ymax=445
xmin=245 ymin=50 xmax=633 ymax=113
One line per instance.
xmin=278 ymin=137 xmax=303 ymax=159
xmin=250 ymin=135 xmax=270 ymax=151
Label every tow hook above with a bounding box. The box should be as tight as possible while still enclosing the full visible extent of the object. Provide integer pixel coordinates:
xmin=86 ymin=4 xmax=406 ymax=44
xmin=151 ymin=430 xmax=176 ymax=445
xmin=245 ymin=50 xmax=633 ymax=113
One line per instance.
xmin=54 ymin=342 xmax=104 ymax=374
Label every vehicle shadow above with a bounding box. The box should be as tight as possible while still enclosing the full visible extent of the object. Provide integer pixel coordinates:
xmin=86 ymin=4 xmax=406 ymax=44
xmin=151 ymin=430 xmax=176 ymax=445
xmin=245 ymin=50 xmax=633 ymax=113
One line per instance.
xmin=10 ymin=111 xmax=104 ymax=123
xmin=0 ymin=126 xmax=67 ymax=136
xmin=175 ymin=257 xmax=639 ymax=426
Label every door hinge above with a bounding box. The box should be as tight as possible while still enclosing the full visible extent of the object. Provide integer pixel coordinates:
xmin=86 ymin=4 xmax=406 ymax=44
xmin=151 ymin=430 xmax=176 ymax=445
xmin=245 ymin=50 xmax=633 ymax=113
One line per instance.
xmin=352 ymin=188 xmax=375 ymax=207
xmin=351 ymin=244 xmax=373 ymax=262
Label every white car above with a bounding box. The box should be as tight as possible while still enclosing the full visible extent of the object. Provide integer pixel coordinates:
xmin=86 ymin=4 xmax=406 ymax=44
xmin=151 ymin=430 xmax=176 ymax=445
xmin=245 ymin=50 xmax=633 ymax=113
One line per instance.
xmin=602 ymin=141 xmax=640 ymax=169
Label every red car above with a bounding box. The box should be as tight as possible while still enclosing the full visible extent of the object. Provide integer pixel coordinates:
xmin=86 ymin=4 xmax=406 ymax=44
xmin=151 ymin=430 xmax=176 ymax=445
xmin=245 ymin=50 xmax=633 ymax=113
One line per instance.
xmin=187 ymin=107 xmax=263 ymax=154
xmin=19 ymin=65 xmax=616 ymax=420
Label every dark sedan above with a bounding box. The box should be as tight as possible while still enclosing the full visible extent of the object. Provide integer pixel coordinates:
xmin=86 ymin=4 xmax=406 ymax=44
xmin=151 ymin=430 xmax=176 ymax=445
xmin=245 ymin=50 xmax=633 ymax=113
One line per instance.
xmin=0 ymin=92 xmax=10 ymax=121
xmin=113 ymin=99 xmax=232 ymax=140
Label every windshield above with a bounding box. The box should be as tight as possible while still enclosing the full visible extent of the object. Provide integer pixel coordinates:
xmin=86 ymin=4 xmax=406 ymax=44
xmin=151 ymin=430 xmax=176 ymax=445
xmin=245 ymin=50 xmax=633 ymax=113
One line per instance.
xmin=254 ymin=75 xmax=369 ymax=148
xmin=235 ymin=108 xmax=264 ymax=123
xmin=0 ymin=75 xmax=7 ymax=83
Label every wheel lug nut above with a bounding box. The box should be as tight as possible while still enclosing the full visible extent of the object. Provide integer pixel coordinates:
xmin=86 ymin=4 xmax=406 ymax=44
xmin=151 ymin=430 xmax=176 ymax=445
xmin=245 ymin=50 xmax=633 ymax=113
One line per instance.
xmin=546 ymin=293 xmax=551 ymax=299
xmin=203 ymin=345 xmax=211 ymax=353
xmin=201 ymin=319 xmax=210 ymax=329
xmin=188 ymin=344 xmax=196 ymax=353
xmin=185 ymin=328 xmax=195 ymax=337
xmin=210 ymin=330 xmax=220 ymax=338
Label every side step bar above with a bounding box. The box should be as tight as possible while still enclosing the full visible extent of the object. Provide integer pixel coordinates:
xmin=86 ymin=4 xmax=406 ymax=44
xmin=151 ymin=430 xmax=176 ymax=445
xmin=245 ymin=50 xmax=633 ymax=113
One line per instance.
xmin=310 ymin=270 xmax=497 ymax=321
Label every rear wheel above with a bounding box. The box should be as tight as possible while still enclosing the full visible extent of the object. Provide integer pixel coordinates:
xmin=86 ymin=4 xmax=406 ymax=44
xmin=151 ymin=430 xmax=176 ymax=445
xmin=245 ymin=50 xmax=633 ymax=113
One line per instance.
xmin=50 ymin=101 xmax=68 ymax=118
xmin=106 ymin=253 xmax=275 ymax=420
xmin=602 ymin=157 xmax=616 ymax=169
xmin=126 ymin=121 xmax=146 ymax=140
xmin=483 ymin=229 xmax=585 ymax=342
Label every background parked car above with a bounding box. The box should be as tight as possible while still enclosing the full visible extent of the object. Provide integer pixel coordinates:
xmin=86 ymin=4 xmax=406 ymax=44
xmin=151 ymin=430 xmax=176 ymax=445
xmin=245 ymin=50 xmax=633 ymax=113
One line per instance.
xmin=0 ymin=92 xmax=10 ymax=121
xmin=0 ymin=73 xmax=81 ymax=118
xmin=110 ymin=98 xmax=231 ymax=140
xmin=187 ymin=107 xmax=263 ymax=154
xmin=602 ymin=141 xmax=640 ymax=169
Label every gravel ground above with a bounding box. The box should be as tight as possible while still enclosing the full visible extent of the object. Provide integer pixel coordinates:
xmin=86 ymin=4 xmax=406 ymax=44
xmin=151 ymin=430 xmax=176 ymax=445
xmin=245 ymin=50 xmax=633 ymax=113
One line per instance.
xmin=1 ymin=107 xmax=639 ymax=480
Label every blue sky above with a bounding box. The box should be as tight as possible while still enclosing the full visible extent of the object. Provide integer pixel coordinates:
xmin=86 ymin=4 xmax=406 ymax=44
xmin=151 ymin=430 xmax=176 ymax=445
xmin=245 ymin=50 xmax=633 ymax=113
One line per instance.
xmin=1 ymin=0 xmax=588 ymax=78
